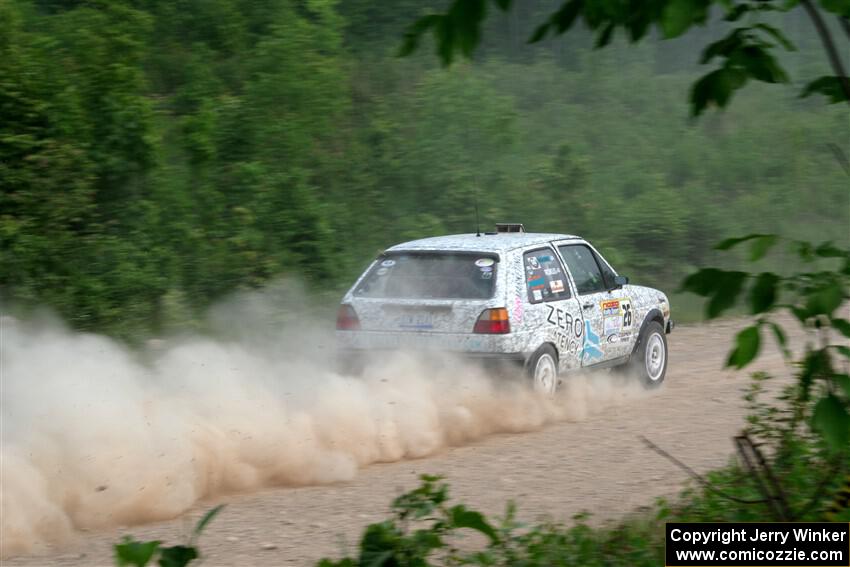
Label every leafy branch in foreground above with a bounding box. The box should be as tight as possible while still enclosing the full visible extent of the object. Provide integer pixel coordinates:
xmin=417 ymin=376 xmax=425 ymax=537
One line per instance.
xmin=114 ymin=505 xmax=224 ymax=567
xmin=318 ymin=474 xmax=664 ymax=566
xmin=318 ymin=474 xmax=502 ymax=567
xmin=681 ymin=236 xmax=850 ymax=450
xmin=401 ymin=0 xmax=850 ymax=115
xmin=318 ymin=463 xmax=849 ymax=566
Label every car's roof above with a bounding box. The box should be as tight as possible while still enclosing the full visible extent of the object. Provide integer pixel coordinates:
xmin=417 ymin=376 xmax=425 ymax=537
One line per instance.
xmin=385 ymin=232 xmax=581 ymax=254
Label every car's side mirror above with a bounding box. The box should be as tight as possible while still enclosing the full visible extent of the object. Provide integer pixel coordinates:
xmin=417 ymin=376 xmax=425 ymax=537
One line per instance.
xmin=613 ymin=275 xmax=629 ymax=289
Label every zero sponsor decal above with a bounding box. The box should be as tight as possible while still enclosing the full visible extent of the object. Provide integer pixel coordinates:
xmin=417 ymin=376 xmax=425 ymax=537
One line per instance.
xmin=546 ymin=305 xmax=584 ymax=338
xmin=554 ymin=332 xmax=581 ymax=355
xmin=381 ymin=259 xmax=396 ymax=267
xmin=548 ymin=307 xmax=583 ymax=357
xmin=554 ymin=331 xmax=569 ymax=351
xmin=475 ymin=258 xmax=495 ymax=267
xmin=550 ymin=279 xmax=564 ymax=293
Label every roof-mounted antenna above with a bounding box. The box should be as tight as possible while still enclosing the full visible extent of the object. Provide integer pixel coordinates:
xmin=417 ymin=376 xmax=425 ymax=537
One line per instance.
xmin=466 ymin=120 xmax=482 ymax=237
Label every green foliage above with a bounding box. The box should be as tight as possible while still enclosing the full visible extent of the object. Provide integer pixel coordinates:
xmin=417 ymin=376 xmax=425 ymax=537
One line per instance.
xmin=401 ymin=0 xmax=849 ymax=115
xmin=813 ymin=394 xmax=850 ymax=448
xmin=727 ymin=325 xmax=760 ymax=368
xmin=802 ymin=76 xmax=849 ymax=103
xmin=319 ymin=436 xmax=848 ymax=566
xmin=115 ymin=539 xmax=161 ymax=567
xmin=113 ymin=505 xmax=223 ymax=567
xmin=682 ymin=237 xmax=850 ymax=450
xmin=2 ymin=0 xmax=848 ymax=337
xmin=318 ymin=475 xmax=502 ymax=566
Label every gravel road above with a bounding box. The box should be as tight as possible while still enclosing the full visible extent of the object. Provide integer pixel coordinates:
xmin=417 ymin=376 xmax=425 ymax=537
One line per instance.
xmin=4 ymin=319 xmax=798 ymax=566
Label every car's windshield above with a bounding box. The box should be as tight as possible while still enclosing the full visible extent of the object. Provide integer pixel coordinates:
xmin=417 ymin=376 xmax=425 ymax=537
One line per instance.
xmin=354 ymin=253 xmax=497 ymax=299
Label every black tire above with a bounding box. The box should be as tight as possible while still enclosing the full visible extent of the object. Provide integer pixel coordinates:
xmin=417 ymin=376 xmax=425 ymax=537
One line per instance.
xmin=629 ymin=321 xmax=668 ymax=388
xmin=526 ymin=344 xmax=559 ymax=394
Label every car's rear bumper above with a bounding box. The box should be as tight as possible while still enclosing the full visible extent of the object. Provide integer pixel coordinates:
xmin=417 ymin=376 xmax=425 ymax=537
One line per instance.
xmin=336 ymin=329 xmax=524 ymax=353
xmin=336 ymin=347 xmax=526 ymax=376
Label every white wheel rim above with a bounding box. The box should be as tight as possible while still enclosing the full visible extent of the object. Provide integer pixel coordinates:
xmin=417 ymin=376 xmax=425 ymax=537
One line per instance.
xmin=533 ymin=354 xmax=557 ymax=394
xmin=645 ymin=333 xmax=665 ymax=381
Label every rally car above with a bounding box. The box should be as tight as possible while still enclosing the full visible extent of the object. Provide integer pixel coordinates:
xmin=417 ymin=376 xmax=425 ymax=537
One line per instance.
xmin=336 ymin=224 xmax=673 ymax=392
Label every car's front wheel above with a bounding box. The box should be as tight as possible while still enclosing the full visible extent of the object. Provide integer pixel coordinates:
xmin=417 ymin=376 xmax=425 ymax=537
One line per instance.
xmin=527 ymin=344 xmax=559 ymax=394
xmin=631 ymin=321 xmax=668 ymax=388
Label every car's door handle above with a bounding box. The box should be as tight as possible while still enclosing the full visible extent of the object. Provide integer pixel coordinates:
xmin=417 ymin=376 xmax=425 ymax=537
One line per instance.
xmin=582 ymin=302 xmax=594 ymax=310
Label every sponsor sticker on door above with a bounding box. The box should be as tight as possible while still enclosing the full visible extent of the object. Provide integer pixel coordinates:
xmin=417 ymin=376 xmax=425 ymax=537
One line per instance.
xmin=601 ymin=300 xmax=620 ymax=316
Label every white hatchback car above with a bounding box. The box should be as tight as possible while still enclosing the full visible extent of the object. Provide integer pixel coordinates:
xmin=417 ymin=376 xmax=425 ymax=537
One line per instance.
xmin=336 ymin=225 xmax=673 ymax=391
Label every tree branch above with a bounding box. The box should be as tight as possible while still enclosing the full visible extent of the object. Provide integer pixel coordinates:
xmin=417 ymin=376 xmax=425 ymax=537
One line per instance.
xmin=827 ymin=143 xmax=850 ymax=176
xmin=801 ymin=0 xmax=850 ymax=105
xmin=639 ymin=435 xmax=767 ymax=505
xmin=735 ymin=434 xmax=793 ymax=521
xmin=839 ymin=17 xmax=850 ymax=42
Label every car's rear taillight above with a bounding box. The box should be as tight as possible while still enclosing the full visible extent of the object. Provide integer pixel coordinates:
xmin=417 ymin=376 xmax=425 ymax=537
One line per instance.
xmin=336 ymin=304 xmax=360 ymax=330
xmin=473 ymin=308 xmax=510 ymax=334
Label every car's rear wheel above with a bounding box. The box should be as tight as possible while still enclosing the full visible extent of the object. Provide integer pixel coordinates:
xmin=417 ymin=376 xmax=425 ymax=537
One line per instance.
xmin=527 ymin=344 xmax=559 ymax=395
xmin=631 ymin=321 xmax=667 ymax=388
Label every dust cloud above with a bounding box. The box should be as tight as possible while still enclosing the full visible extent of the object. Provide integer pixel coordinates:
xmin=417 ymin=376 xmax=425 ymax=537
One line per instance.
xmin=0 ymin=284 xmax=646 ymax=557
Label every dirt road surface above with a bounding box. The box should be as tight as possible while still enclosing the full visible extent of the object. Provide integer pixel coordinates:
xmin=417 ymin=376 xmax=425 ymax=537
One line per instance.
xmin=4 ymin=319 xmax=798 ymax=566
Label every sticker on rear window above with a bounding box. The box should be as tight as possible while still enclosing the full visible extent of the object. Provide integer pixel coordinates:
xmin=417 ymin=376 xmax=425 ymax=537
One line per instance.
xmin=475 ymin=258 xmax=495 ymax=267
xmin=533 ymin=289 xmax=543 ymax=301
xmin=550 ymin=280 xmax=564 ymax=293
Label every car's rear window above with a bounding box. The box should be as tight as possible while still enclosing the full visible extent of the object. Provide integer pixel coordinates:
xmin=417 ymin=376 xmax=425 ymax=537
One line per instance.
xmin=354 ymin=253 xmax=497 ymax=299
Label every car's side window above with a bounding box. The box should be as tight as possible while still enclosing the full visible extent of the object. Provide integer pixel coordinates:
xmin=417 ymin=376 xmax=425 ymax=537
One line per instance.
xmin=523 ymin=248 xmax=571 ymax=304
xmin=557 ymin=245 xmax=606 ymax=295
xmin=592 ymin=250 xmax=618 ymax=289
